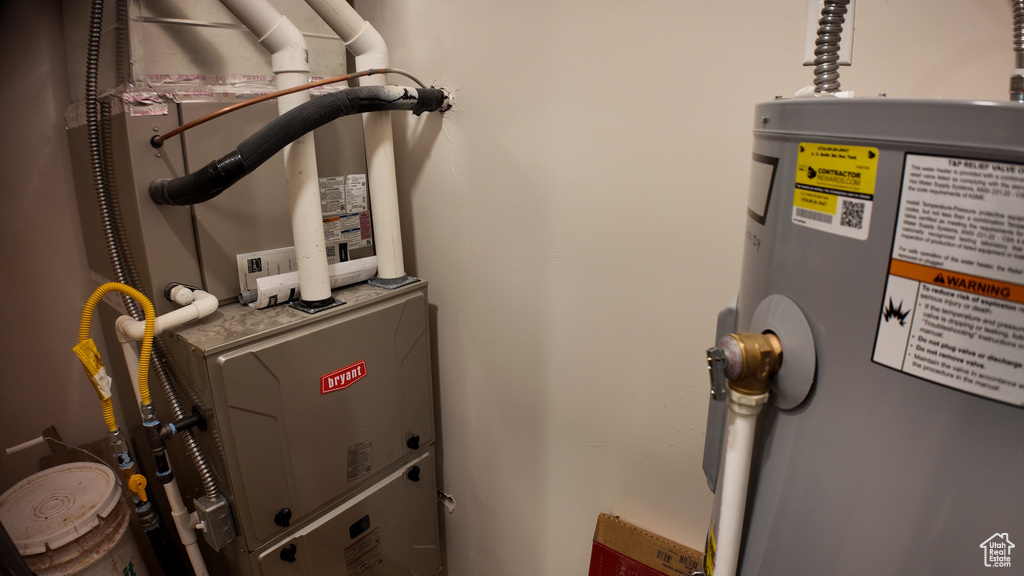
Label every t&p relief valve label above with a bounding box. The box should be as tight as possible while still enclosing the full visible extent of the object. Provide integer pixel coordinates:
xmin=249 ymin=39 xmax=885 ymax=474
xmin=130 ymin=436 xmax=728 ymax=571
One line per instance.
xmin=873 ymin=154 xmax=1024 ymax=406
xmin=793 ymin=142 xmax=879 ymax=240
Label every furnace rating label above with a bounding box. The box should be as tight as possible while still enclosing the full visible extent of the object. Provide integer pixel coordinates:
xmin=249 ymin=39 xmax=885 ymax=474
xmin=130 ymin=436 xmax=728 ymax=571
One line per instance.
xmin=792 ymin=142 xmax=879 ymax=240
xmin=873 ymin=154 xmax=1024 ymax=406
xmin=320 ymin=174 xmax=373 ymax=264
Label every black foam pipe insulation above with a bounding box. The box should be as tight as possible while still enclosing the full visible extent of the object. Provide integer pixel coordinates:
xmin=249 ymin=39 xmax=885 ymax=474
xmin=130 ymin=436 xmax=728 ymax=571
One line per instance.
xmin=150 ymin=85 xmax=449 ymax=206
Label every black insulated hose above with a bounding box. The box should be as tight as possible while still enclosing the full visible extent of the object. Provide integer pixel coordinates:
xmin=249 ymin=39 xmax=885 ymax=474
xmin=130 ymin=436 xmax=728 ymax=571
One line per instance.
xmin=150 ymin=85 xmax=450 ymax=206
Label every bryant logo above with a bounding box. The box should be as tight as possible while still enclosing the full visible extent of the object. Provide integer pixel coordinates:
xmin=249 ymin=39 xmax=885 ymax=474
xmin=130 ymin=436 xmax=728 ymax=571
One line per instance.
xmin=321 ymin=361 xmax=367 ymax=394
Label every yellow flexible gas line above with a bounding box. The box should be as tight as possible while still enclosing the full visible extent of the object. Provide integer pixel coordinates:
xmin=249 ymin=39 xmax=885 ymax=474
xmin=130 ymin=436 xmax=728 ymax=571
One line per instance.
xmin=73 ymin=283 xmax=156 ymax=429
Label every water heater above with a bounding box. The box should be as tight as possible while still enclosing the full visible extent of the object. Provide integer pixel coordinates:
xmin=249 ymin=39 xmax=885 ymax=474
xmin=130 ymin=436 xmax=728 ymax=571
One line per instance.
xmin=707 ymin=98 xmax=1024 ymax=575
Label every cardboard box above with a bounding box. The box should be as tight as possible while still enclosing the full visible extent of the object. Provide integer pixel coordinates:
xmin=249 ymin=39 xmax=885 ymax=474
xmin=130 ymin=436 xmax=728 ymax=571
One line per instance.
xmin=588 ymin=513 xmax=703 ymax=576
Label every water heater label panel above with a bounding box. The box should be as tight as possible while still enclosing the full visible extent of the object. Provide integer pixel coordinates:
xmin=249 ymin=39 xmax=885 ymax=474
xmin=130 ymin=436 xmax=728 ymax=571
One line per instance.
xmin=792 ymin=142 xmax=879 ymax=240
xmin=873 ymin=153 xmax=1024 ymax=406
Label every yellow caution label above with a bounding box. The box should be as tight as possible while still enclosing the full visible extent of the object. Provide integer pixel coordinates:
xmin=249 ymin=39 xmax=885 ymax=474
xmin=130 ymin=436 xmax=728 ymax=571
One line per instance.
xmin=704 ymin=525 xmax=716 ymax=576
xmin=793 ymin=142 xmax=879 ymax=240
xmin=72 ymin=338 xmax=112 ymax=400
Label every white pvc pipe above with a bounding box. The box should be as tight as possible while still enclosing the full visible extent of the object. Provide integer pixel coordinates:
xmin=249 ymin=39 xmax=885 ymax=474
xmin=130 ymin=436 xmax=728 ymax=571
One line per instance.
xmin=165 ymin=479 xmax=209 ymax=576
xmin=118 ymin=339 xmax=145 ymax=407
xmin=713 ymin=388 xmax=768 ymax=576
xmin=116 ymin=290 xmax=219 ymax=341
xmin=115 ymin=288 xmax=218 ymax=408
xmin=111 ymin=286 xmax=217 ymax=576
xmin=278 ymin=72 xmax=334 ymax=302
xmin=220 ymin=0 xmax=333 ymax=303
xmin=304 ymin=0 xmax=407 ymax=280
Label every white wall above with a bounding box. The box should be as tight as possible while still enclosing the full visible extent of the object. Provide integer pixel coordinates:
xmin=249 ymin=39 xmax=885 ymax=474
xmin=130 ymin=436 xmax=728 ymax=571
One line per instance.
xmin=0 ymin=0 xmax=1010 ymax=573
xmin=355 ymin=1 xmax=1008 ymax=575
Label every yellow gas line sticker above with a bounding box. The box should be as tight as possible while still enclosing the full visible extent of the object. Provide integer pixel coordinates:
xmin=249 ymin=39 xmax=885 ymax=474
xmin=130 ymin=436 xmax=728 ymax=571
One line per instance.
xmin=793 ymin=142 xmax=879 ymax=240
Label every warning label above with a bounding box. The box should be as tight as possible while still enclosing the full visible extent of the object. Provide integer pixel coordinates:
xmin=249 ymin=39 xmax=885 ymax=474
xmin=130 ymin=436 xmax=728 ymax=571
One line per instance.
xmin=344 ymin=527 xmax=383 ymax=576
xmin=793 ymin=142 xmax=879 ymax=240
xmin=320 ymin=174 xmax=373 ymax=264
xmin=873 ymin=154 xmax=1024 ymax=406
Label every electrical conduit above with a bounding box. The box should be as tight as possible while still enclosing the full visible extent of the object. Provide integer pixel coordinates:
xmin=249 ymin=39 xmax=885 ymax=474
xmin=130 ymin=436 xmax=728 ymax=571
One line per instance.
xmin=84 ymin=0 xmax=222 ymax=504
xmin=303 ymin=0 xmax=410 ymax=284
xmin=218 ymin=0 xmax=334 ymax=308
xmin=1012 ymin=0 xmax=1024 ymax=101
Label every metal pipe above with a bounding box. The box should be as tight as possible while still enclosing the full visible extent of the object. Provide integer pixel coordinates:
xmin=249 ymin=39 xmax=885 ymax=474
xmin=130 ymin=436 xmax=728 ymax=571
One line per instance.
xmin=1011 ymin=0 xmax=1024 ymax=101
xmin=813 ymin=0 xmax=851 ymax=94
xmin=84 ymin=0 xmax=221 ymax=501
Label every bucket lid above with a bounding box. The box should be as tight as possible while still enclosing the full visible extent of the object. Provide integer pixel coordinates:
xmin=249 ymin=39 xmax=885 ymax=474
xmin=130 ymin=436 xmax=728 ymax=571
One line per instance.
xmin=0 ymin=462 xmax=120 ymax=555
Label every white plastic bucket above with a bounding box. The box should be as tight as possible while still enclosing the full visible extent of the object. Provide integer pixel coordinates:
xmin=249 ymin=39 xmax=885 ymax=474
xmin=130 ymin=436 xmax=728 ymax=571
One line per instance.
xmin=0 ymin=462 xmax=149 ymax=576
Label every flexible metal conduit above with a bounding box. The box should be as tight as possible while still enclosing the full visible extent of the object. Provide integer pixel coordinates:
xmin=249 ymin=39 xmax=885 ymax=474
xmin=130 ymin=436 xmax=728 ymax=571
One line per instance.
xmin=813 ymin=0 xmax=851 ymax=94
xmin=1012 ymin=0 xmax=1024 ymax=101
xmin=85 ymin=0 xmax=220 ymax=500
xmin=149 ymin=85 xmax=450 ymax=206
xmin=1015 ymin=0 xmax=1024 ymax=67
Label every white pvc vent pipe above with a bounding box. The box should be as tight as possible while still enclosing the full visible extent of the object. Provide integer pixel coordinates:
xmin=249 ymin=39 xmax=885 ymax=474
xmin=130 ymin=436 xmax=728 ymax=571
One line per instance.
xmin=304 ymin=0 xmax=408 ymax=281
xmin=219 ymin=0 xmax=333 ymax=304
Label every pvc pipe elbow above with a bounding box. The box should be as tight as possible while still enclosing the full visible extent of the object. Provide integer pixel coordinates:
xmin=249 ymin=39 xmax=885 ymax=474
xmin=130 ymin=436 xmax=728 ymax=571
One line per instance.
xmin=115 ymin=315 xmax=136 ymax=343
xmin=192 ymin=290 xmax=219 ymax=318
xmin=119 ymin=290 xmax=219 ymax=340
xmin=263 ymin=16 xmax=310 ymax=74
xmin=349 ymin=22 xmax=390 ymax=70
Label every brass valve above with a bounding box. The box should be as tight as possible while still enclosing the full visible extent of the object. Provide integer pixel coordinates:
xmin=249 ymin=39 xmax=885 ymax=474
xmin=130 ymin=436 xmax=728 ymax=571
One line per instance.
xmin=718 ymin=332 xmax=783 ymax=396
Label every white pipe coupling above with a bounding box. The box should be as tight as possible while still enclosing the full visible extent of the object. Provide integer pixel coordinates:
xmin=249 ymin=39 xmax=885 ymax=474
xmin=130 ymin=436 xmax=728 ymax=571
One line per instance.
xmin=727 ymin=387 xmax=769 ymax=416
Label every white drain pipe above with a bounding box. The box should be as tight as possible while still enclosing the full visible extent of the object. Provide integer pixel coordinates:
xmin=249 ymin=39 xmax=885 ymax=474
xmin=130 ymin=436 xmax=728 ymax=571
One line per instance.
xmin=219 ymin=0 xmax=334 ymax=306
xmin=304 ymin=0 xmax=409 ymax=283
xmin=706 ymin=333 xmax=782 ymax=576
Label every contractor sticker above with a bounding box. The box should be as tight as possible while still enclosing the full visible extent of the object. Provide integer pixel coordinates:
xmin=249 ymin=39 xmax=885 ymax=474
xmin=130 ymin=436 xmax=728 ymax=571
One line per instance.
xmin=793 ymin=142 xmax=879 ymax=240
xmin=873 ymin=154 xmax=1024 ymax=406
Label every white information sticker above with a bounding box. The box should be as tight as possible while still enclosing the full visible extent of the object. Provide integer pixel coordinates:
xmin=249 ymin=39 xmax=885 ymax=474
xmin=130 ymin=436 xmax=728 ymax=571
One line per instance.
xmin=319 ymin=174 xmax=373 ymax=264
xmin=873 ymin=154 xmax=1024 ymax=405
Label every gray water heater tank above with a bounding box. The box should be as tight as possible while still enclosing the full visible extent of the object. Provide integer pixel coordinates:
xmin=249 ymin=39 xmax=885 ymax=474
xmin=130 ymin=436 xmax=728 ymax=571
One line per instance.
xmin=728 ymin=98 xmax=1024 ymax=575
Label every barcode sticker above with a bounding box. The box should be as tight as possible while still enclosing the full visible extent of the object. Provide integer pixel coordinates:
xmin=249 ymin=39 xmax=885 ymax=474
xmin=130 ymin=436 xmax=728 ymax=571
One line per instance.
xmin=791 ymin=142 xmax=877 ymax=240
xmin=795 ymin=207 xmax=833 ymax=224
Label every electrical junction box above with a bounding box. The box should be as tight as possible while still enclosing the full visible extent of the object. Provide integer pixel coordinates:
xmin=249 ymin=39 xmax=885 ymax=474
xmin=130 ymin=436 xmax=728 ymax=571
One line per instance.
xmin=588 ymin=513 xmax=702 ymax=576
xmin=162 ymin=282 xmax=441 ymax=575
